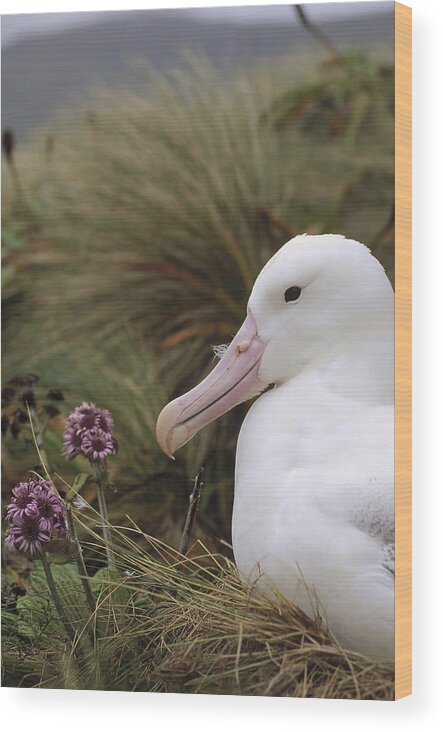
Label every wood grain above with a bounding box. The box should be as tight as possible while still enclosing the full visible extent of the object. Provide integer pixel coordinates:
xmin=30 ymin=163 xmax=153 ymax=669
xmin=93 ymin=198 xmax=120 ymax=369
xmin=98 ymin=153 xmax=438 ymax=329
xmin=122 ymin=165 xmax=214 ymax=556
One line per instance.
xmin=394 ymin=1 xmax=412 ymax=700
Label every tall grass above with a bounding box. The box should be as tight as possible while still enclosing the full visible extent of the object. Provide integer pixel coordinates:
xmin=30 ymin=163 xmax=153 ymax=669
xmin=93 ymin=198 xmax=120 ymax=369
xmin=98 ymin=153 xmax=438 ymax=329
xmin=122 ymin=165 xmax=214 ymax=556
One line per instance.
xmin=2 ymin=52 xmax=394 ymax=539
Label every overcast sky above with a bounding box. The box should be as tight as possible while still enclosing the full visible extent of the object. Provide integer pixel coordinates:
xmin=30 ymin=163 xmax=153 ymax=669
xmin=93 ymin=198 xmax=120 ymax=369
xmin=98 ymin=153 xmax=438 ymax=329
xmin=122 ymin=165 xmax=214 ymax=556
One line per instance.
xmin=2 ymin=2 xmax=393 ymax=47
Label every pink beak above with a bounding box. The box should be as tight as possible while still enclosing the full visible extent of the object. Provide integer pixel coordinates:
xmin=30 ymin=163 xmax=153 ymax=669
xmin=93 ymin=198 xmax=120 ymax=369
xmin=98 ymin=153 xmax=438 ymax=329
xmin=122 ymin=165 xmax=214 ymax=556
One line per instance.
xmin=156 ymin=310 xmax=267 ymax=458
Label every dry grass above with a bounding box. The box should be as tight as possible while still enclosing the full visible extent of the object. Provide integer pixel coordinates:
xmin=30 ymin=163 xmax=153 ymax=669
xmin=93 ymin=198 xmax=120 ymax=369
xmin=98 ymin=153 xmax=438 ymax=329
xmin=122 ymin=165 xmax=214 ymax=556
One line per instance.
xmin=124 ymin=551 xmax=395 ymax=699
xmin=13 ymin=516 xmax=393 ymax=699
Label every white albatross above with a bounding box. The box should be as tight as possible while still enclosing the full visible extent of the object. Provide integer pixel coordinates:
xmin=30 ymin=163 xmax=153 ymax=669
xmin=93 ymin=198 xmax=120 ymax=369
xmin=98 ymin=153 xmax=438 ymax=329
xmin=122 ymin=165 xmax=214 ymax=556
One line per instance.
xmin=156 ymin=234 xmax=394 ymax=662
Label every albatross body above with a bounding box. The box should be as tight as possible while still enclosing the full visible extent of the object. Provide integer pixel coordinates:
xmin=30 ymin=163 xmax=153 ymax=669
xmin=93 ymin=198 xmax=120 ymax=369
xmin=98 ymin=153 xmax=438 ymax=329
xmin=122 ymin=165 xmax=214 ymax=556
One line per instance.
xmin=157 ymin=234 xmax=394 ymax=662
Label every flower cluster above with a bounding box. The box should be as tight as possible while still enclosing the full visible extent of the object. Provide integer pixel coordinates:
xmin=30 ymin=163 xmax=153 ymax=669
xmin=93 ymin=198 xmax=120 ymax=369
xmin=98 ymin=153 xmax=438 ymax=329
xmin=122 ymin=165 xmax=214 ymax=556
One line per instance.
xmin=5 ymin=478 xmax=66 ymax=555
xmin=63 ymin=402 xmax=118 ymax=461
xmin=1 ymin=374 xmax=64 ymax=440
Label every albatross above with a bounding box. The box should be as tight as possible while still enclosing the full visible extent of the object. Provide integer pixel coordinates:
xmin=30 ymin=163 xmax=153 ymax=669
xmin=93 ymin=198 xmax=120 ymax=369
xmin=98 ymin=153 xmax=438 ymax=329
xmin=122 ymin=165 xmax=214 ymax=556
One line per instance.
xmin=156 ymin=234 xmax=394 ymax=662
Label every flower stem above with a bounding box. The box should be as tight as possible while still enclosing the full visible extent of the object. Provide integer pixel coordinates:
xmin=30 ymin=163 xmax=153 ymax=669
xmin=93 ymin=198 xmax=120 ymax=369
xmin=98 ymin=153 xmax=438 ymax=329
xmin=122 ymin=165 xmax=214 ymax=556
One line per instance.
xmin=28 ymin=405 xmax=93 ymax=606
xmin=65 ymin=504 xmax=96 ymax=614
xmin=41 ymin=547 xmax=77 ymax=644
xmin=91 ymin=460 xmax=115 ymax=570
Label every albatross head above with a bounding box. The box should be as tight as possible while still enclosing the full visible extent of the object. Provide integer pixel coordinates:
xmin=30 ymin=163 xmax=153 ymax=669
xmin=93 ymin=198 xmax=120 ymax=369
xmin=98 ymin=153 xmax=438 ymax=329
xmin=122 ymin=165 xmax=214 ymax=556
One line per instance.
xmin=156 ymin=234 xmax=393 ymax=458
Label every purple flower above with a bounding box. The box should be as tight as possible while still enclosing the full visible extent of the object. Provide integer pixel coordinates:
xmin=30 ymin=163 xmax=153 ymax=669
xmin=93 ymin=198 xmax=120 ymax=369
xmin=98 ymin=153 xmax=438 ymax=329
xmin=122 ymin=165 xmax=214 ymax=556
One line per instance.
xmin=81 ymin=427 xmax=116 ymax=461
xmin=62 ymin=426 xmax=84 ymax=458
xmin=65 ymin=402 xmax=94 ymax=430
xmin=6 ymin=506 xmax=51 ymax=556
xmin=63 ymin=402 xmax=118 ymax=461
xmin=5 ymin=532 xmax=17 ymax=551
xmin=77 ymin=402 xmax=96 ymax=414
xmin=5 ymin=477 xmax=66 ymax=555
xmin=78 ymin=411 xmax=98 ymax=431
xmin=6 ymin=480 xmax=36 ymax=520
xmin=32 ymin=482 xmax=64 ymax=531
xmin=66 ymin=401 xmax=96 ymax=424
xmin=95 ymin=407 xmax=114 ymax=433
xmin=53 ymin=515 xmax=67 ymax=539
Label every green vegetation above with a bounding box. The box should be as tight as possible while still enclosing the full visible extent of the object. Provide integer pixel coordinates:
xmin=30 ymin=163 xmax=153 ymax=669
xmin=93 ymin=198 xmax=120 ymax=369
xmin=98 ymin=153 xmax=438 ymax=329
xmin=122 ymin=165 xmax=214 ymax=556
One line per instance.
xmin=2 ymin=51 xmax=394 ymax=540
xmin=2 ymin=44 xmax=394 ymax=695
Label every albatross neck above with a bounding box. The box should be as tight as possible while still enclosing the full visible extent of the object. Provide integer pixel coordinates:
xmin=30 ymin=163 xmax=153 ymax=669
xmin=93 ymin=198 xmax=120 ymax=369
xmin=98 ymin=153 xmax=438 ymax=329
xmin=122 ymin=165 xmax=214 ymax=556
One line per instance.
xmin=277 ymin=321 xmax=393 ymax=405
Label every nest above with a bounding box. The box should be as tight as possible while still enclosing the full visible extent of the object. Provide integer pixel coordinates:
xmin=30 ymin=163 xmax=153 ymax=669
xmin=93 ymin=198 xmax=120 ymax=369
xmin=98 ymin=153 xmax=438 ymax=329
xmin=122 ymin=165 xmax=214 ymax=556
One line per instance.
xmin=76 ymin=526 xmax=395 ymax=699
xmin=2 ymin=518 xmax=394 ymax=698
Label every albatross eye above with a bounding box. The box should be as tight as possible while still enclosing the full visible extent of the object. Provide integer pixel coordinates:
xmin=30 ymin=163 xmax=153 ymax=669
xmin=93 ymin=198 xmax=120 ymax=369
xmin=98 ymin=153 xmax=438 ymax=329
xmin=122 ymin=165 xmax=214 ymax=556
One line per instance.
xmin=284 ymin=286 xmax=302 ymax=303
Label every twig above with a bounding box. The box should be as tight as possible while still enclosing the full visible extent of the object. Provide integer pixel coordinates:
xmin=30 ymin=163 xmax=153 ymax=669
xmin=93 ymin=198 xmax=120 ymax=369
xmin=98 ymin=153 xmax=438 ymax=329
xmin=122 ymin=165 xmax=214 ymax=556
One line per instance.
xmin=293 ymin=5 xmax=338 ymax=60
xmin=179 ymin=467 xmax=205 ymax=556
xmin=91 ymin=460 xmax=116 ymax=569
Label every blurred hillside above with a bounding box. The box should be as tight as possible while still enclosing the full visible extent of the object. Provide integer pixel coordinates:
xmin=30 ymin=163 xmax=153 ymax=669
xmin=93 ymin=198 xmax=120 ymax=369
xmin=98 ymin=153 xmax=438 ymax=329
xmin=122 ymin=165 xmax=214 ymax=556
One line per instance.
xmin=2 ymin=5 xmax=394 ymax=138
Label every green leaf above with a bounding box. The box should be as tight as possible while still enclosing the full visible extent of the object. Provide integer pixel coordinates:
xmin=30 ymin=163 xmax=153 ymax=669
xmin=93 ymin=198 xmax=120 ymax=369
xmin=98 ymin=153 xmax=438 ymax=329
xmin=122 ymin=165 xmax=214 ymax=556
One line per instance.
xmin=92 ymin=568 xmax=132 ymax=635
xmin=41 ymin=427 xmax=64 ymax=453
xmin=65 ymin=472 xmax=91 ymax=502
xmin=16 ymin=561 xmax=90 ymax=643
xmin=92 ymin=567 xmax=131 ymax=607
xmin=72 ymin=472 xmax=91 ymax=492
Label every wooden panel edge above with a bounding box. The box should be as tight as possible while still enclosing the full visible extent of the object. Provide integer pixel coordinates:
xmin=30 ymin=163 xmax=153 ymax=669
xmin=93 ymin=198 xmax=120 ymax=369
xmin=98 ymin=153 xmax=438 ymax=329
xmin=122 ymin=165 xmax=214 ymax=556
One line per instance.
xmin=394 ymin=1 xmax=412 ymax=701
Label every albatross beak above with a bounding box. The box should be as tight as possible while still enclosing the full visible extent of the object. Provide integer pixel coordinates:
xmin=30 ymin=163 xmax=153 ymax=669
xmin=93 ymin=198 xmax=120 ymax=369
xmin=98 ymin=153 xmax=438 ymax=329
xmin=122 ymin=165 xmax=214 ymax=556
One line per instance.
xmin=156 ymin=310 xmax=267 ymax=458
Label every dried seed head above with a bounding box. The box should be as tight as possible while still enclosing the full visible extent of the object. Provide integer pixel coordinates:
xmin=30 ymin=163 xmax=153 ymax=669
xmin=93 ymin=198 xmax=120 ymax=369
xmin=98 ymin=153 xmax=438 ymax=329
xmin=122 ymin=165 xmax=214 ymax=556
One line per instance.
xmin=10 ymin=418 xmax=21 ymax=439
xmin=44 ymin=405 xmax=60 ymax=418
xmin=14 ymin=409 xmax=28 ymax=424
xmin=21 ymin=389 xmax=36 ymax=408
xmin=47 ymin=388 xmax=64 ymax=401
xmin=8 ymin=374 xmax=39 ymax=387
xmin=1 ymin=386 xmax=16 ymax=402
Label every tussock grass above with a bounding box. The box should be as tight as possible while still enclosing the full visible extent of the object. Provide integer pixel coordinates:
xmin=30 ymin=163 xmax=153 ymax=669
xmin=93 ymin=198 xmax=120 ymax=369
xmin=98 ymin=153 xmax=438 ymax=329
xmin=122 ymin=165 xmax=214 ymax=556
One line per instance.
xmin=2 ymin=54 xmax=394 ymax=536
xmin=3 ymin=517 xmax=394 ymax=698
xmin=3 ymin=54 xmax=394 ymax=390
